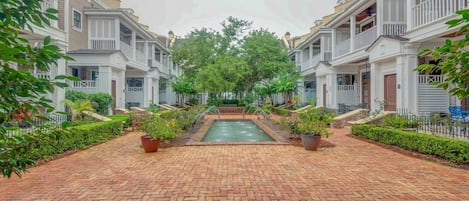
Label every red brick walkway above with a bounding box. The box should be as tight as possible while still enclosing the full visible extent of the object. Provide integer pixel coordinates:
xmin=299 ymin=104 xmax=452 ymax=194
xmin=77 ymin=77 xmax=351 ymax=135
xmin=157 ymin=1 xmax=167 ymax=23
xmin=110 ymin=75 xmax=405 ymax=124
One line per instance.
xmin=1 ymin=127 xmax=468 ymax=200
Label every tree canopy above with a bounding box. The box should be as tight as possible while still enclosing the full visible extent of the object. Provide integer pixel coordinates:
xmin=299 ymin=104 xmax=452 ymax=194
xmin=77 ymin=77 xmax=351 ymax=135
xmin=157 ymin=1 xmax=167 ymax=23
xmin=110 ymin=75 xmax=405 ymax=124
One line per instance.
xmin=172 ymin=17 xmax=296 ymax=99
xmin=1 ymin=0 xmax=73 ymax=178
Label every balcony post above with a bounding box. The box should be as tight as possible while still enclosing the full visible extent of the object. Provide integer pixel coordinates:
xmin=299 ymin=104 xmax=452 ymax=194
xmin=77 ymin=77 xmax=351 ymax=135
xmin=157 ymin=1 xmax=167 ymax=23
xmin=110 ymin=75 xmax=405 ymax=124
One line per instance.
xmin=144 ymin=41 xmax=148 ymax=65
xmin=131 ymin=31 xmax=136 ymax=60
xmin=331 ymin=29 xmax=336 ymax=58
xmin=377 ymin=0 xmax=384 ymax=36
xmin=407 ymin=0 xmax=415 ymax=31
xmin=350 ymin=15 xmax=356 ymax=51
xmin=309 ymin=44 xmax=313 ymax=67
xmin=320 ymin=35 xmax=325 ymax=61
xmin=115 ymin=19 xmax=120 ymax=50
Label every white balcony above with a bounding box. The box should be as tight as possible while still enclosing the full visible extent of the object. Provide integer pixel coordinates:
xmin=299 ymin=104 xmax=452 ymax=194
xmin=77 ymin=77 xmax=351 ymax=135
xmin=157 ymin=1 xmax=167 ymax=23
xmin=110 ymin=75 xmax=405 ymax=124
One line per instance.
xmin=354 ymin=26 xmax=378 ymax=50
xmin=71 ymin=80 xmax=97 ymax=88
xmin=35 ymin=72 xmax=51 ymax=80
xmin=120 ymin=41 xmax=133 ymax=59
xmin=335 ymin=38 xmax=351 ymax=57
xmin=41 ymin=0 xmax=58 ymax=28
xmin=413 ymin=0 xmax=468 ymax=29
xmin=90 ymin=39 xmax=116 ymax=50
xmin=383 ymin=23 xmax=407 ymax=36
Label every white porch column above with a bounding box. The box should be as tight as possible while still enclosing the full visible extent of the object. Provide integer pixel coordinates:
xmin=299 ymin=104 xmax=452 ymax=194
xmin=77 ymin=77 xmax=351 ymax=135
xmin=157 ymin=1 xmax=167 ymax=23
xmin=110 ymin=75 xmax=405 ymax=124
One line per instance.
xmin=166 ymin=82 xmax=173 ymax=105
xmin=155 ymin=78 xmax=160 ymax=105
xmin=98 ymin=66 xmax=112 ymax=94
xmin=115 ymin=19 xmax=120 ymax=50
xmin=117 ymin=70 xmax=125 ymax=109
xmin=327 ymin=72 xmax=338 ymax=109
xmin=320 ymin=35 xmax=325 ymax=61
xmin=350 ymin=15 xmax=356 ymax=51
xmin=369 ymin=63 xmax=380 ymax=111
xmin=131 ymin=31 xmax=136 ymax=60
xmin=309 ymin=44 xmax=313 ymax=67
xmin=144 ymin=41 xmax=149 ymax=64
xmin=143 ymin=74 xmax=152 ymax=108
xmin=331 ymin=29 xmax=336 ymax=58
xmin=54 ymin=58 xmax=66 ymax=112
xmin=407 ymin=0 xmax=416 ymax=31
xmin=397 ymin=43 xmax=419 ymax=114
xmin=377 ymin=0 xmax=384 ymax=36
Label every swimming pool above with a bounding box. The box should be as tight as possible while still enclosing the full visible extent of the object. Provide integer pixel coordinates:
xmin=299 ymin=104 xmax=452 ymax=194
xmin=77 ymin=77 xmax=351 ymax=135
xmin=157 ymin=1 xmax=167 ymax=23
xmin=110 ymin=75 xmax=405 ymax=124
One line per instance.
xmin=202 ymin=120 xmax=273 ymax=142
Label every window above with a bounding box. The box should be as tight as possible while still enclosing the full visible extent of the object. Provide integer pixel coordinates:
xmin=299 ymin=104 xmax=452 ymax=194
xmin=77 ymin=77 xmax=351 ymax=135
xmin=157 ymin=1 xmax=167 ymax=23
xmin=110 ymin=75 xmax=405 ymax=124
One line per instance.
xmin=72 ymin=68 xmax=79 ymax=77
xmin=72 ymin=9 xmax=82 ymax=31
xmin=127 ymin=78 xmax=143 ymax=88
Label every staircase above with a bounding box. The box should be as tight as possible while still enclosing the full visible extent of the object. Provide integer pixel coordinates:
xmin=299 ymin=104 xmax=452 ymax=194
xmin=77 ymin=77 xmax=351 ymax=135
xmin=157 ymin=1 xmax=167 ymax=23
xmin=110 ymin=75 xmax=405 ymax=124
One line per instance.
xmin=331 ymin=109 xmax=369 ymax=129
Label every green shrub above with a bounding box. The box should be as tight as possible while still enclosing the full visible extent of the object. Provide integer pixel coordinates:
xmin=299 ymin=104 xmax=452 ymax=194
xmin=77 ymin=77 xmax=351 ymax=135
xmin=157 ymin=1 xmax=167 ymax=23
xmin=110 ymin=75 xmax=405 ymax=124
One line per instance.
xmin=30 ymin=120 xmax=123 ymax=160
xmin=159 ymin=106 xmax=205 ymax=130
xmin=222 ymin=99 xmax=240 ymax=105
xmin=352 ymin=124 xmax=469 ymax=164
xmin=108 ymin=114 xmax=131 ymax=128
xmin=65 ymin=90 xmax=113 ymax=115
xmin=382 ymin=114 xmax=419 ymax=128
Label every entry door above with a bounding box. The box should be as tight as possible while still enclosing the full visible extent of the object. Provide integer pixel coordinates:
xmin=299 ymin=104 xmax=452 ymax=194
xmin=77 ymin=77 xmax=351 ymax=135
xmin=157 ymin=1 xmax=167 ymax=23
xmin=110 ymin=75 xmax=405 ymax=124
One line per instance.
xmin=111 ymin=80 xmax=116 ymax=113
xmin=322 ymin=84 xmax=327 ymax=107
xmin=384 ymin=74 xmax=397 ymax=111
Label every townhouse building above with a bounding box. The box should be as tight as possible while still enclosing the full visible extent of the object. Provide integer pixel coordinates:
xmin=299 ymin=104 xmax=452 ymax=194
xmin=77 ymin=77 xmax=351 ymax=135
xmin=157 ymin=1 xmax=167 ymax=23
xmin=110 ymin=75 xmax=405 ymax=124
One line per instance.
xmin=292 ymin=0 xmax=468 ymax=116
xmin=56 ymin=0 xmax=179 ymax=113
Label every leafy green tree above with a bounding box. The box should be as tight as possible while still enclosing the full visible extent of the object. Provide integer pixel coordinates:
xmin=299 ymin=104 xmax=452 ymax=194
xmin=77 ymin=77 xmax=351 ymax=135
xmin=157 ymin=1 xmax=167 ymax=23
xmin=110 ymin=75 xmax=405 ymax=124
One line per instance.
xmin=0 ymin=0 xmax=73 ymax=178
xmin=416 ymin=9 xmax=469 ymax=99
xmin=242 ymin=29 xmax=295 ymax=90
xmin=172 ymin=76 xmax=198 ymax=107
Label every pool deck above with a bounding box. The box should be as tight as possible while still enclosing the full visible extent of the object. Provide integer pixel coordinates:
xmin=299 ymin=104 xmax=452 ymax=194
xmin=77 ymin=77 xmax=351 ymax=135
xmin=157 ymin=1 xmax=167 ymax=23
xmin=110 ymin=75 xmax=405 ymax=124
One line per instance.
xmin=0 ymin=114 xmax=468 ymax=200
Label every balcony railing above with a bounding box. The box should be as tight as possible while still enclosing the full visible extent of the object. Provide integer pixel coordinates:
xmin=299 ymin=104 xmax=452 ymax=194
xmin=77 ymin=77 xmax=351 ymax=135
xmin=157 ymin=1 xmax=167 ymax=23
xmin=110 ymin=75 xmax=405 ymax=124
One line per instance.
xmin=413 ymin=0 xmax=468 ymax=28
xmin=120 ymin=41 xmax=133 ymax=59
xmin=311 ymin=54 xmax=320 ymax=67
xmin=354 ymin=26 xmax=378 ymax=50
xmin=71 ymin=80 xmax=97 ymax=88
xmin=301 ymin=59 xmax=311 ymax=70
xmin=335 ymin=38 xmax=351 ymax=57
xmin=35 ymin=72 xmax=51 ymax=80
xmin=135 ymin=50 xmax=146 ymax=64
xmin=90 ymin=39 xmax=116 ymax=50
xmin=383 ymin=23 xmax=407 ymax=36
xmin=418 ymin=75 xmax=444 ymax=84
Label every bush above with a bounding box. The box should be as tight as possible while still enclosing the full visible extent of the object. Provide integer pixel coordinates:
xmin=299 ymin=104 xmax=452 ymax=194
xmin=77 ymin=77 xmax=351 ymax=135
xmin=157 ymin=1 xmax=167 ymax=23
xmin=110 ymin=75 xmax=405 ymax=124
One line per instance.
xmin=352 ymin=124 xmax=469 ymax=164
xmin=159 ymin=106 xmax=205 ymax=130
xmin=30 ymin=120 xmax=123 ymax=160
xmin=382 ymin=114 xmax=419 ymax=128
xmin=222 ymin=99 xmax=240 ymax=105
xmin=65 ymin=91 xmax=113 ymax=115
xmin=108 ymin=114 xmax=131 ymax=128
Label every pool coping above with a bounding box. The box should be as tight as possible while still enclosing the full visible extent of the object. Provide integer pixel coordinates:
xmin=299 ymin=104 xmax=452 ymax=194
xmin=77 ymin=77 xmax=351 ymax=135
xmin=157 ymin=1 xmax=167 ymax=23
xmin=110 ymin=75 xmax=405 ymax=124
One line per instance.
xmin=186 ymin=118 xmax=289 ymax=146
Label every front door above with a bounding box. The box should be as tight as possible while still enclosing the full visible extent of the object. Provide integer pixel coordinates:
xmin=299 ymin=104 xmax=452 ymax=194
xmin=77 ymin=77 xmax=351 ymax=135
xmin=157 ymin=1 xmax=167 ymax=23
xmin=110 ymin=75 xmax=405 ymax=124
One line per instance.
xmin=322 ymin=84 xmax=327 ymax=107
xmin=111 ymin=80 xmax=116 ymax=113
xmin=384 ymin=74 xmax=397 ymax=111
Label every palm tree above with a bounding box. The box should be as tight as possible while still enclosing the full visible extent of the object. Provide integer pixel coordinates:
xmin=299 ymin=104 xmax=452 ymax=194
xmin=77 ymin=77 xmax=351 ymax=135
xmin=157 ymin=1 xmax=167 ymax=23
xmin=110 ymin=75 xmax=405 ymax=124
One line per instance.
xmin=272 ymin=70 xmax=302 ymax=108
xmin=63 ymin=99 xmax=95 ymax=120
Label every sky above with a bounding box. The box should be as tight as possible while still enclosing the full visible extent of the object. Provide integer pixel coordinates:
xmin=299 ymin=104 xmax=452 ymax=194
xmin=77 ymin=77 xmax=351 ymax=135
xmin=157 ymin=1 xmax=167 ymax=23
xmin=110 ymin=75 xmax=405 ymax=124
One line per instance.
xmin=121 ymin=0 xmax=337 ymax=38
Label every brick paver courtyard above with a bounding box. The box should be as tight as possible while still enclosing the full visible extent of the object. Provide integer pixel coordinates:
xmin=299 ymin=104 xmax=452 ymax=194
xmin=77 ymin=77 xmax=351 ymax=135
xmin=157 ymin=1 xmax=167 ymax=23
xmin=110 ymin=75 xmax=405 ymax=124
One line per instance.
xmin=1 ymin=126 xmax=468 ymax=200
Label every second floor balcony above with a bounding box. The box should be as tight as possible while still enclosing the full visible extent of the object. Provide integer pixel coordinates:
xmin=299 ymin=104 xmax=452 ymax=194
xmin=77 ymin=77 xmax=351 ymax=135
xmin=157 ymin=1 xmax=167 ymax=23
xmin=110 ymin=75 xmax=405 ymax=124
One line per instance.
xmin=412 ymin=0 xmax=468 ymax=29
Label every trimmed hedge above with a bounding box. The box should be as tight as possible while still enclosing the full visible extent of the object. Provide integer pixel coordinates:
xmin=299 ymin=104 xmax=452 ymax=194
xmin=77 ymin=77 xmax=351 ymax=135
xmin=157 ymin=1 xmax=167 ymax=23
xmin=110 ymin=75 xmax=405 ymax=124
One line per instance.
xmin=108 ymin=114 xmax=131 ymax=128
xmin=30 ymin=120 xmax=123 ymax=160
xmin=352 ymin=124 xmax=469 ymax=164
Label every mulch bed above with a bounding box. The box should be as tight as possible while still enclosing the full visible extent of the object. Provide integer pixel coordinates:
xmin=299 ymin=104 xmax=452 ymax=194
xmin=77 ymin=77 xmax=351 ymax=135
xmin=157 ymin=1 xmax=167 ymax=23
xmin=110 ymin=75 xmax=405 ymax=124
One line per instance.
xmin=348 ymin=134 xmax=469 ymax=170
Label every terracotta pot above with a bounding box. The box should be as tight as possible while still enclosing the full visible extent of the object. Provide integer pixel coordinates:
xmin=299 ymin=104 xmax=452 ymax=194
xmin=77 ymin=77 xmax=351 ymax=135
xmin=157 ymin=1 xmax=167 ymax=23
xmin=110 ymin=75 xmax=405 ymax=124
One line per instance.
xmin=140 ymin=135 xmax=160 ymax=153
xmin=301 ymin=135 xmax=321 ymax=151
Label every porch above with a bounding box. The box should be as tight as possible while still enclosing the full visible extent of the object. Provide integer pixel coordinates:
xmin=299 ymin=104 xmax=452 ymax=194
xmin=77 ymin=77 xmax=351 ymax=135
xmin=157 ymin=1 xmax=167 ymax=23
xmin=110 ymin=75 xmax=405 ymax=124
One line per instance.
xmin=411 ymin=0 xmax=468 ymax=29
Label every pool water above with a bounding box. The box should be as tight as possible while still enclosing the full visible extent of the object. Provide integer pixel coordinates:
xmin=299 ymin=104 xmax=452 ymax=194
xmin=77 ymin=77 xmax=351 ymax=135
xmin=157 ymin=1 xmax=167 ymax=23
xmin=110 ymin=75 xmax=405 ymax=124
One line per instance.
xmin=202 ymin=120 xmax=273 ymax=142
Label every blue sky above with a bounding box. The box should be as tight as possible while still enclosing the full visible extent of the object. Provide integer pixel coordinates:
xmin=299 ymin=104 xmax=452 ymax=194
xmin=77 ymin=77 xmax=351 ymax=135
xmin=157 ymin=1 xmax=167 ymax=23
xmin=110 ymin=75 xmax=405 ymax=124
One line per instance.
xmin=121 ymin=0 xmax=337 ymax=38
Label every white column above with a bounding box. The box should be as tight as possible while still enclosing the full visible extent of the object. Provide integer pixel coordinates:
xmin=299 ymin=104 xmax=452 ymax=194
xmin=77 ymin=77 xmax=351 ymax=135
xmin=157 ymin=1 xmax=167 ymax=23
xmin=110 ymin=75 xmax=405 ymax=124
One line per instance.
xmin=376 ymin=0 xmax=384 ymax=36
xmin=117 ymin=70 xmax=125 ymax=109
xmin=331 ymin=29 xmax=336 ymax=58
xmin=369 ymin=63 xmax=380 ymax=111
xmin=407 ymin=0 xmax=416 ymax=31
xmin=350 ymin=15 xmax=356 ymax=51
xmin=309 ymin=44 xmax=313 ymax=67
xmin=398 ymin=43 xmax=419 ymax=114
xmin=327 ymin=71 xmax=338 ymax=109
xmin=115 ymin=19 xmax=120 ymax=50
xmin=131 ymin=31 xmax=136 ymax=60
xmin=320 ymin=35 xmax=325 ymax=61
xmin=143 ymin=74 xmax=152 ymax=108
xmin=144 ymin=41 xmax=148 ymax=64
xmin=155 ymin=78 xmax=160 ymax=105
xmin=166 ymin=82 xmax=173 ymax=105
xmin=98 ymin=66 xmax=112 ymax=94
xmin=54 ymin=57 xmax=67 ymax=112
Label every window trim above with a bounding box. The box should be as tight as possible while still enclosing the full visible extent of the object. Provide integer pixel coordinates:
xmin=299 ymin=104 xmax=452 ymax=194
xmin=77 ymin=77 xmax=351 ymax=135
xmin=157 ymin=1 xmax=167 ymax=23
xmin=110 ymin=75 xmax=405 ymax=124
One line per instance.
xmin=72 ymin=8 xmax=82 ymax=32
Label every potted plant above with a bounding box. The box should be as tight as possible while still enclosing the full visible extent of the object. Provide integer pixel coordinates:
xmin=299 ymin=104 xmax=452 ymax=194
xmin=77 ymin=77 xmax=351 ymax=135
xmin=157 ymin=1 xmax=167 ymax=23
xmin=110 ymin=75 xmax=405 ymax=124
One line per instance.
xmin=137 ymin=114 xmax=179 ymax=153
xmin=294 ymin=108 xmax=334 ymax=151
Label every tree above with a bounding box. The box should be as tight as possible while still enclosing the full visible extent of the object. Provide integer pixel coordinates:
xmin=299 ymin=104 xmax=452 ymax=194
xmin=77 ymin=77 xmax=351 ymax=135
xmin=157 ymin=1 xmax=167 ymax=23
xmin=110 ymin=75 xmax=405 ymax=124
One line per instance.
xmin=172 ymin=76 xmax=198 ymax=107
xmin=0 ymin=0 xmax=73 ymax=178
xmin=242 ymin=29 xmax=296 ymax=90
xmin=416 ymin=9 xmax=469 ymax=99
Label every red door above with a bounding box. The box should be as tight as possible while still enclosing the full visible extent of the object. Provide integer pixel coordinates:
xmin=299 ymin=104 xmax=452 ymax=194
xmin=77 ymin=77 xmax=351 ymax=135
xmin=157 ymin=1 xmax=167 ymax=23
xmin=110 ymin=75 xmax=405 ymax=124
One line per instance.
xmin=111 ymin=80 xmax=116 ymax=113
xmin=322 ymin=84 xmax=327 ymax=107
xmin=384 ymin=74 xmax=396 ymax=111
